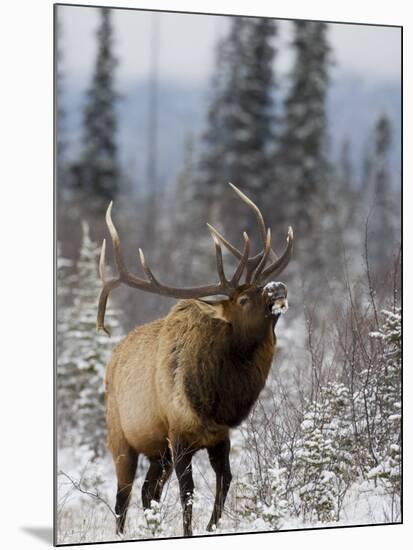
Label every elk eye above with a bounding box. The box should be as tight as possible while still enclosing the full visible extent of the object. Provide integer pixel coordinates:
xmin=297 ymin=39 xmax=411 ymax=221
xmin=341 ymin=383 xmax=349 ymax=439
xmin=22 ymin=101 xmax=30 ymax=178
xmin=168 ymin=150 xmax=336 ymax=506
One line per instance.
xmin=239 ymin=296 xmax=249 ymax=306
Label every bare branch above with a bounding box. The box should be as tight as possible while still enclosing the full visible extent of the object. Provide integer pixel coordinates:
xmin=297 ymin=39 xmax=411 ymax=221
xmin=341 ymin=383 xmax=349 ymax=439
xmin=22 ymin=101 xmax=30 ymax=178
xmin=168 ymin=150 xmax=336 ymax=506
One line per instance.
xmin=58 ymin=470 xmax=118 ymax=520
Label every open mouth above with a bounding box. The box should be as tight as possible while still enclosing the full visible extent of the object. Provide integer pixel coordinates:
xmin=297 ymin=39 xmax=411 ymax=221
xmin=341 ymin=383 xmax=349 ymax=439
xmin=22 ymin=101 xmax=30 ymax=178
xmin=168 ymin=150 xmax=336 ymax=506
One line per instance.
xmin=269 ymin=298 xmax=288 ymax=316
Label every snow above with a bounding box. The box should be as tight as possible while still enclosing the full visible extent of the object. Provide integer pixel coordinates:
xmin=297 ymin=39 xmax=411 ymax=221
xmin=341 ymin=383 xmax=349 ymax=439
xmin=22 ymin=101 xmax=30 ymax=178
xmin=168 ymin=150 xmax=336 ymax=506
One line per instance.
xmin=56 ymin=441 xmax=400 ymax=544
xmin=263 ymin=281 xmax=283 ymax=294
xmin=272 ymin=300 xmax=289 ymax=316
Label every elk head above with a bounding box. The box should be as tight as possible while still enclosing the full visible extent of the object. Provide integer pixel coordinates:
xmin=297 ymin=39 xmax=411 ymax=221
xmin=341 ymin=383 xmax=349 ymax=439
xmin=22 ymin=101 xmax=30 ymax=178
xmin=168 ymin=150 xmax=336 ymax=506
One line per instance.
xmin=97 ymin=183 xmax=293 ymax=336
xmin=218 ymin=281 xmax=288 ymax=345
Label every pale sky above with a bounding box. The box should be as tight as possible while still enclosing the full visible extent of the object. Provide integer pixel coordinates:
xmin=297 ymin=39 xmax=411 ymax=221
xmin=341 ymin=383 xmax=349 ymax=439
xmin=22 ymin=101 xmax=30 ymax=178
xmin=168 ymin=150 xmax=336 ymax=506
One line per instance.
xmin=58 ymin=5 xmax=401 ymax=87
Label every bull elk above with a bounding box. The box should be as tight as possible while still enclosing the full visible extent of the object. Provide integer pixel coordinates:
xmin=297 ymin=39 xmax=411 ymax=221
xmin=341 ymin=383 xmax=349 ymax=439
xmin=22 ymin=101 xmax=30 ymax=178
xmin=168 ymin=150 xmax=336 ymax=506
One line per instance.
xmin=97 ymin=183 xmax=293 ymax=537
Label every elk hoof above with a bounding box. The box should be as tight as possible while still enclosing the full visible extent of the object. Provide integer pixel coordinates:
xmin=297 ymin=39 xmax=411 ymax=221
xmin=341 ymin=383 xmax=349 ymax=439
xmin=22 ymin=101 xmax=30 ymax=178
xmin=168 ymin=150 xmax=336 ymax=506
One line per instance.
xmin=116 ymin=516 xmax=125 ymax=535
xmin=206 ymin=522 xmax=217 ymax=532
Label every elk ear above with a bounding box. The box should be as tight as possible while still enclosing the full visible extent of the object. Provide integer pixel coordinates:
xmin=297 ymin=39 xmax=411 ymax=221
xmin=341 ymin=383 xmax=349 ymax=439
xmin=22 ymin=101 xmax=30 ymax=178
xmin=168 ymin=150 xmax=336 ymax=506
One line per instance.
xmin=198 ymin=300 xmax=230 ymax=323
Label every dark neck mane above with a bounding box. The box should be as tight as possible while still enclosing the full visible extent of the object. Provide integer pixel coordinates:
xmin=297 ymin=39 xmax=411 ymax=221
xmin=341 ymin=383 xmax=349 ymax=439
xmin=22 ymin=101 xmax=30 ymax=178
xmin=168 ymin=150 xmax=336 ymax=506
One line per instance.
xmin=183 ymin=319 xmax=275 ymax=428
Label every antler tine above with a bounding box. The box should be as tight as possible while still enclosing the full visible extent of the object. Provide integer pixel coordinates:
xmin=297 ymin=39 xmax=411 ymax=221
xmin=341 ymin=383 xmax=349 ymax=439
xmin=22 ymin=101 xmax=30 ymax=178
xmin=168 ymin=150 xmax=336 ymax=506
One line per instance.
xmin=206 ymin=223 xmax=243 ymax=260
xmin=231 ymin=232 xmax=250 ymax=286
xmin=252 ymin=229 xmax=272 ymax=283
xmin=97 ymin=238 xmax=121 ymax=335
xmin=258 ymin=226 xmax=294 ymax=283
xmin=207 ymin=228 xmax=229 ymax=289
xmin=99 ymin=238 xmax=107 ymax=282
xmin=138 ymin=248 xmax=160 ymax=286
xmin=228 ymin=183 xmax=267 ymax=245
xmin=97 ymin=279 xmax=121 ymax=336
xmin=106 ymin=201 xmax=128 ymax=276
xmin=228 ymin=182 xmax=278 ymax=263
xmin=207 ymin=184 xmax=279 ymax=281
xmin=207 ymin=219 xmax=272 ymax=279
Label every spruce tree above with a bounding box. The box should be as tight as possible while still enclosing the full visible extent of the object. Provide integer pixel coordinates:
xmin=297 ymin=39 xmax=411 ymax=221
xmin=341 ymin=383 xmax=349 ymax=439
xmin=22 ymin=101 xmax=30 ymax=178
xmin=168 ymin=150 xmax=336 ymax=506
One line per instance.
xmin=333 ymin=137 xmax=360 ymax=274
xmin=237 ymin=461 xmax=288 ymax=530
xmin=57 ymin=222 xmax=122 ymax=457
xmin=363 ymin=114 xmax=397 ymax=274
xmin=277 ymin=21 xmax=331 ymax=238
xmin=196 ymin=16 xmax=278 ymax=238
xmin=297 ymin=415 xmax=337 ymax=522
xmin=71 ymin=8 xmax=121 ymax=203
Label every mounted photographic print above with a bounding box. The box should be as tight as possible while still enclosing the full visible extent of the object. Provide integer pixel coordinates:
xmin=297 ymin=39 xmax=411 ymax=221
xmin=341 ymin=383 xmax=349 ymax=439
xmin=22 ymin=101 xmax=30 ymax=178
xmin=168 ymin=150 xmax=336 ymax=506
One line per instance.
xmin=54 ymin=3 xmax=402 ymax=545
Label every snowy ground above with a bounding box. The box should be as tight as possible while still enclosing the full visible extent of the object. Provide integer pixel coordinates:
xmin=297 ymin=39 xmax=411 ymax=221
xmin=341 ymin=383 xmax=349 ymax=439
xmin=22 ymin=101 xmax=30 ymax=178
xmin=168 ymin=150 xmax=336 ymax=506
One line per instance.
xmin=56 ymin=436 xmax=399 ymax=545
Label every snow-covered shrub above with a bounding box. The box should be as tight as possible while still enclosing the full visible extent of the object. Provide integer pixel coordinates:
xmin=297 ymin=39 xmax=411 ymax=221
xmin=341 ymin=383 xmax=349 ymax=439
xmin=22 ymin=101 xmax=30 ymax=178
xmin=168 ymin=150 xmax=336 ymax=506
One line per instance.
xmin=367 ymin=308 xmax=401 ymax=495
xmin=143 ymin=500 xmax=163 ymax=536
xmin=296 ymin=383 xmax=357 ymax=522
xmin=236 ymin=461 xmax=288 ymax=531
xmin=260 ymin=465 xmax=289 ymax=529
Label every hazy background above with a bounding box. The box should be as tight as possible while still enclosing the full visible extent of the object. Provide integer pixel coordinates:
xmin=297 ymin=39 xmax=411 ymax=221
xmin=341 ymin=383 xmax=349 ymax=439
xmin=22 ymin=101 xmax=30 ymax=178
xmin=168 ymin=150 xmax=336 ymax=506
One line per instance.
xmin=58 ymin=6 xmax=401 ymax=190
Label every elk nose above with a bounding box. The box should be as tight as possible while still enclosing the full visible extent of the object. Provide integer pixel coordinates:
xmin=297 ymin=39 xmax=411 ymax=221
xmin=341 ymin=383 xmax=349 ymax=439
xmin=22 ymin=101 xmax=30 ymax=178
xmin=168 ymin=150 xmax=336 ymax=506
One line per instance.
xmin=274 ymin=290 xmax=287 ymax=301
xmin=263 ymin=282 xmax=287 ymax=301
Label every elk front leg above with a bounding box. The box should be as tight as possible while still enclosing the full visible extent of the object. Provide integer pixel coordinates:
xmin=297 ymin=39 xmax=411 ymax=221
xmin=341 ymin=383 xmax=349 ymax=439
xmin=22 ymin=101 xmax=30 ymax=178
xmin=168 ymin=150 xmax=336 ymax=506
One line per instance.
xmin=206 ymin=437 xmax=232 ymax=532
xmin=172 ymin=440 xmax=196 ymax=537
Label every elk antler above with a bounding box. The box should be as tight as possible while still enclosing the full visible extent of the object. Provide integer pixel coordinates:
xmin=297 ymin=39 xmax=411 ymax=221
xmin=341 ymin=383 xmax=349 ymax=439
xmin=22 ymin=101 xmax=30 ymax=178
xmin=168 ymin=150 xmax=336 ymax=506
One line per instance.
xmin=207 ymin=183 xmax=293 ymax=284
xmin=259 ymin=226 xmax=293 ymax=281
xmin=97 ymin=185 xmax=293 ymax=334
xmin=97 ymin=203 xmax=251 ymax=335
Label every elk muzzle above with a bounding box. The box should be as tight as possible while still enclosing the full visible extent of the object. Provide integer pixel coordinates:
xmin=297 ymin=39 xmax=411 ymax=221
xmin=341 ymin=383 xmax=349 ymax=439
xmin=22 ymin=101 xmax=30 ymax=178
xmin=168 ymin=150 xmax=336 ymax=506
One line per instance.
xmin=263 ymin=282 xmax=288 ymax=317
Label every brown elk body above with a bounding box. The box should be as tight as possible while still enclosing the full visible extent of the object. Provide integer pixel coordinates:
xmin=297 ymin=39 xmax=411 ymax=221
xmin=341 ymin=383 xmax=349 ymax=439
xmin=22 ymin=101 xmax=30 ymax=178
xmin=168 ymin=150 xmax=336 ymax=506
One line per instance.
xmin=97 ymin=184 xmax=293 ymax=536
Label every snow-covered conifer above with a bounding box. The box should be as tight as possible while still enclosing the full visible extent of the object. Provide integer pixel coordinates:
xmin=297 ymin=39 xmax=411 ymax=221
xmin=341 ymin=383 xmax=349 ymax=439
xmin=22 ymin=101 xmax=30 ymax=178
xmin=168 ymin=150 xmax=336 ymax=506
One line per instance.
xmin=57 ymin=222 xmax=121 ymax=457
xmin=196 ymin=16 xmax=278 ymax=236
xmin=276 ymin=20 xmax=332 ymax=262
xmin=296 ymin=382 xmax=356 ymax=522
xmin=70 ymin=8 xmax=121 ymax=202
xmin=260 ymin=464 xmax=289 ymax=530
xmin=368 ymin=308 xmax=401 ymax=494
xmin=296 ymin=401 xmax=337 ymax=522
xmin=57 ymin=241 xmax=73 ymax=339
xmin=362 ymin=115 xmax=398 ymax=274
xmin=237 ymin=459 xmax=288 ymax=531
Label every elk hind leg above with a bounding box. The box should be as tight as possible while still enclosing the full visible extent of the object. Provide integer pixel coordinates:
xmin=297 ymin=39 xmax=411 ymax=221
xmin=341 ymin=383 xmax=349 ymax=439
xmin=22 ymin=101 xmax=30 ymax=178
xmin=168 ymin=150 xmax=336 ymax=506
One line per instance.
xmin=142 ymin=448 xmax=173 ymax=511
xmin=113 ymin=444 xmax=138 ymax=534
xmin=206 ymin=437 xmax=232 ymax=532
xmin=107 ymin=395 xmax=138 ymax=535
